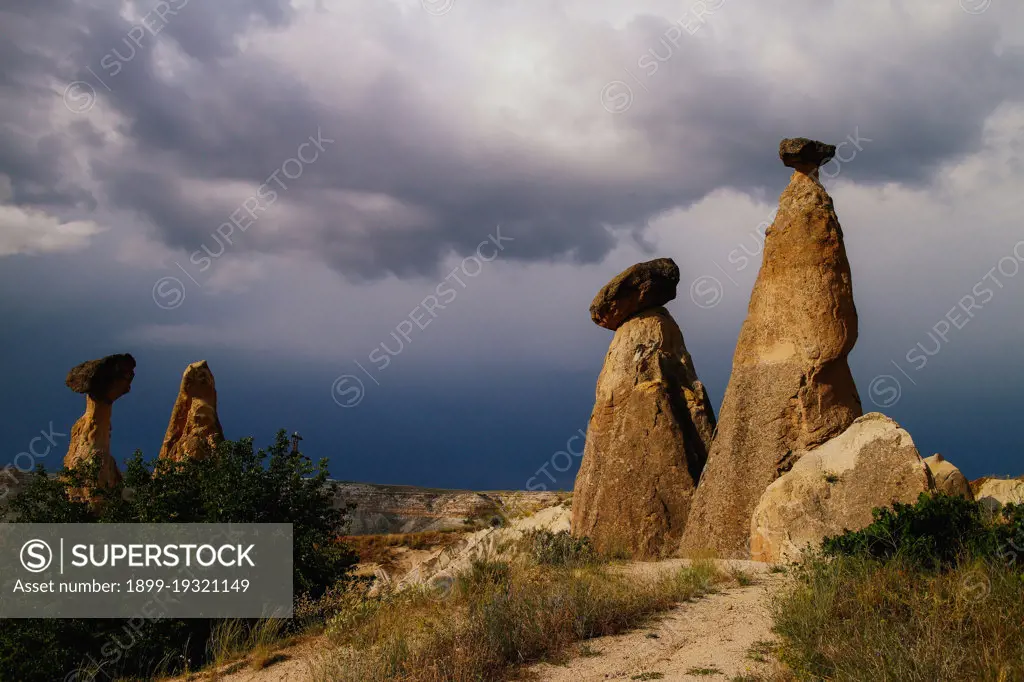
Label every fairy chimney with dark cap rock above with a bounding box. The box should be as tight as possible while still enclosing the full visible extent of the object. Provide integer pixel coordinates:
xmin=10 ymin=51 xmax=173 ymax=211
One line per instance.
xmin=159 ymin=360 xmax=224 ymax=462
xmin=573 ymin=258 xmax=716 ymax=558
xmin=64 ymin=353 xmax=136 ymax=492
xmin=681 ymin=138 xmax=862 ymax=558
xmin=589 ymin=258 xmax=680 ymax=331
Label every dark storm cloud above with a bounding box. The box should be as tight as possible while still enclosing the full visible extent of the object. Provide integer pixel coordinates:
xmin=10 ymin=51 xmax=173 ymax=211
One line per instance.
xmin=1 ymin=1 xmax=1022 ymax=278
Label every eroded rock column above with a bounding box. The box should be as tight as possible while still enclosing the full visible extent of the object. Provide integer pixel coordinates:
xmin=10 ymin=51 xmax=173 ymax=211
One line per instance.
xmin=681 ymin=139 xmax=863 ymax=558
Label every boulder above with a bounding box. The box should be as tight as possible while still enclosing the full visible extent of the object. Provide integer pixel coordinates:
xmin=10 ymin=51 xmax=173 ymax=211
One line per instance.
xmin=972 ymin=477 xmax=1024 ymax=513
xmin=750 ymin=413 xmax=932 ymax=564
xmin=64 ymin=354 xmax=136 ymax=493
xmin=779 ymin=137 xmax=836 ymax=173
xmin=572 ymin=307 xmax=716 ymax=558
xmin=682 ymin=139 xmax=862 ymax=558
xmin=66 ymin=353 xmax=136 ymax=402
xmin=159 ymin=360 xmax=224 ymax=462
xmin=923 ymin=454 xmax=973 ymax=499
xmin=589 ymin=258 xmax=680 ymax=331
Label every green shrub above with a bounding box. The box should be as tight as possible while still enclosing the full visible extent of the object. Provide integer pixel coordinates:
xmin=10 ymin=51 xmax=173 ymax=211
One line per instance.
xmin=521 ymin=529 xmax=601 ymax=567
xmin=0 ymin=430 xmax=356 ymax=682
xmin=821 ymin=492 xmax=1021 ymax=571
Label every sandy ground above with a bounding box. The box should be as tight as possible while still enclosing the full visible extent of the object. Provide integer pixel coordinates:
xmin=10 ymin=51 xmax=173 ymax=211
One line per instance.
xmin=174 ymin=560 xmax=785 ymax=682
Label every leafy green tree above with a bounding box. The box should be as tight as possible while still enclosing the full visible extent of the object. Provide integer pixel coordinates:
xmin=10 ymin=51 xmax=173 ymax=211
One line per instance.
xmin=0 ymin=430 xmax=356 ymax=681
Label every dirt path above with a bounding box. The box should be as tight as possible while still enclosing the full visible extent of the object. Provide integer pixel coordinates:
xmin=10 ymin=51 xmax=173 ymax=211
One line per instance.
xmin=173 ymin=562 xmax=785 ymax=682
xmin=523 ymin=570 xmax=786 ymax=682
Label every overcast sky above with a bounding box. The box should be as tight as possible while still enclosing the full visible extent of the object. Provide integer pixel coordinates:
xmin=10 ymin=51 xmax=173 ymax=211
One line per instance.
xmin=2 ymin=0 xmax=1023 ymax=490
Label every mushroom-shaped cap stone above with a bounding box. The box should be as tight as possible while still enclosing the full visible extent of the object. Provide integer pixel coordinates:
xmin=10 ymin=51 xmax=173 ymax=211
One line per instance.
xmin=66 ymin=353 xmax=137 ymax=402
xmin=590 ymin=258 xmax=680 ymax=331
xmin=779 ymin=138 xmax=836 ymax=172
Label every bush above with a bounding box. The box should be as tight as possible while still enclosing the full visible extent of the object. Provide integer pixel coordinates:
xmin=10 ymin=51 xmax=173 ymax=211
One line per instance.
xmin=821 ymin=492 xmax=1022 ymax=571
xmin=0 ymin=430 xmax=356 ymax=682
xmin=521 ymin=529 xmax=601 ymax=567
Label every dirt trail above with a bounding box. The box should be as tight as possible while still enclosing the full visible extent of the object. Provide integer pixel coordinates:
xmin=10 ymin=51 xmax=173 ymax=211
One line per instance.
xmin=524 ymin=569 xmax=785 ymax=682
xmin=174 ymin=562 xmax=785 ymax=682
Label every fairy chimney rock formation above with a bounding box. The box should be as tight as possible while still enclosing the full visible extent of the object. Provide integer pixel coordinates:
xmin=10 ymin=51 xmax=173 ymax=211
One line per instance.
xmin=589 ymin=258 xmax=680 ymax=331
xmin=680 ymin=138 xmax=863 ymax=558
xmin=573 ymin=258 xmax=716 ymax=558
xmin=159 ymin=360 xmax=224 ymax=462
xmin=64 ymin=353 xmax=136 ymax=489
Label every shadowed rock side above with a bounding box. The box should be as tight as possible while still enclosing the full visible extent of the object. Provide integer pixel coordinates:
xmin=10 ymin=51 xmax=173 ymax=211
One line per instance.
xmin=159 ymin=360 xmax=224 ymax=462
xmin=573 ymin=307 xmax=716 ymax=558
xmin=64 ymin=353 xmax=136 ymax=493
xmin=681 ymin=140 xmax=862 ymax=558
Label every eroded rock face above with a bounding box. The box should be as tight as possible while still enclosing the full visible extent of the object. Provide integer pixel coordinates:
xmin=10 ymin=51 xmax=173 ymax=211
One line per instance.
xmin=750 ymin=414 xmax=932 ymax=564
xmin=589 ymin=258 xmax=680 ymax=331
xmin=159 ymin=361 xmax=224 ymax=462
xmin=924 ymin=454 xmax=973 ymax=500
xmin=64 ymin=354 xmax=136 ymax=492
xmin=572 ymin=307 xmax=716 ymax=558
xmin=682 ymin=140 xmax=862 ymax=558
xmin=972 ymin=478 xmax=1024 ymax=513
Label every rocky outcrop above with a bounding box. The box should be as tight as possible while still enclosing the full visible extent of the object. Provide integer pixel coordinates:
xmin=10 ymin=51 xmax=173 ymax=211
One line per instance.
xmin=750 ymin=414 xmax=932 ymax=564
xmin=972 ymin=478 xmax=1024 ymax=513
xmin=924 ymin=454 xmax=973 ymax=499
xmin=681 ymin=139 xmax=862 ymax=558
xmin=159 ymin=360 xmax=224 ymax=462
xmin=573 ymin=302 xmax=716 ymax=558
xmin=589 ymin=258 xmax=680 ymax=331
xmin=64 ymin=354 xmax=136 ymax=492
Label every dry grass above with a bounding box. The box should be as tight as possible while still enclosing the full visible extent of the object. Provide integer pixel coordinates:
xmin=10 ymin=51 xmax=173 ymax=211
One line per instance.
xmin=200 ymin=618 xmax=291 ymax=679
xmin=772 ymin=556 xmax=1024 ymax=681
xmin=311 ymin=556 xmax=727 ymax=682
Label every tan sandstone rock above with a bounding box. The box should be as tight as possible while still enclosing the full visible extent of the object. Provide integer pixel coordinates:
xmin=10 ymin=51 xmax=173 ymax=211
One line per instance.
xmin=572 ymin=306 xmax=716 ymax=558
xmin=681 ymin=139 xmax=862 ymax=558
xmin=972 ymin=477 xmax=1024 ymax=513
xmin=589 ymin=258 xmax=680 ymax=331
xmin=159 ymin=360 xmax=224 ymax=462
xmin=750 ymin=413 xmax=932 ymax=564
xmin=64 ymin=353 xmax=136 ymax=491
xmin=923 ymin=454 xmax=973 ymax=499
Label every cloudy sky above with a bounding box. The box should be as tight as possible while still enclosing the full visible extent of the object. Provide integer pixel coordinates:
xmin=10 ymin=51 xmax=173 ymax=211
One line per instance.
xmin=2 ymin=0 xmax=1023 ymax=491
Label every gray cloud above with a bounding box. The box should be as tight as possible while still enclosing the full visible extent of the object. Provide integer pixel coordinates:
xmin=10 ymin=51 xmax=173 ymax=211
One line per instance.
xmin=1 ymin=0 xmax=1023 ymax=282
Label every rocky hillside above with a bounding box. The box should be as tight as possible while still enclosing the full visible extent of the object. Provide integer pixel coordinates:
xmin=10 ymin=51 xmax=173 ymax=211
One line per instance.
xmin=333 ymin=481 xmax=563 ymax=535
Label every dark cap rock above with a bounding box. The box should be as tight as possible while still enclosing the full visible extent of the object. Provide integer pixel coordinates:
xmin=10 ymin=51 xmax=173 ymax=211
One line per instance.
xmin=590 ymin=258 xmax=680 ymax=331
xmin=779 ymin=138 xmax=836 ymax=172
xmin=66 ymin=354 xmax=137 ymax=402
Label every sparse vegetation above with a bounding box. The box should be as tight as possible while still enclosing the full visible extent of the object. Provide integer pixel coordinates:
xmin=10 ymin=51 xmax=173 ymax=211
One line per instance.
xmin=521 ymin=528 xmax=601 ymax=566
xmin=313 ymin=554 xmax=726 ymax=681
xmin=728 ymin=565 xmax=756 ymax=586
xmin=686 ymin=666 xmax=722 ymax=676
xmin=773 ymin=494 xmax=1024 ymax=681
xmin=746 ymin=640 xmax=778 ymax=663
